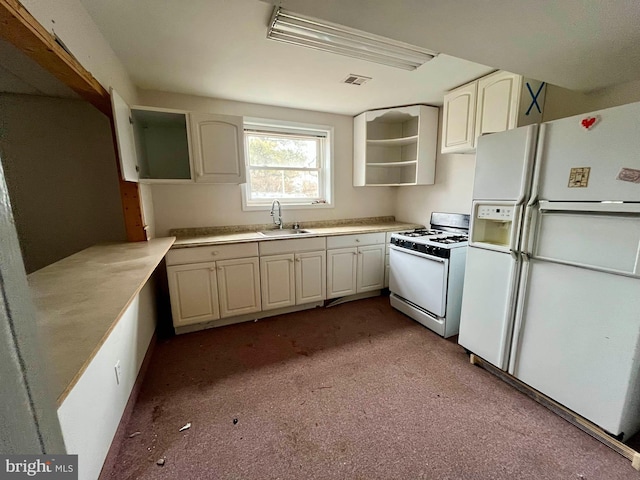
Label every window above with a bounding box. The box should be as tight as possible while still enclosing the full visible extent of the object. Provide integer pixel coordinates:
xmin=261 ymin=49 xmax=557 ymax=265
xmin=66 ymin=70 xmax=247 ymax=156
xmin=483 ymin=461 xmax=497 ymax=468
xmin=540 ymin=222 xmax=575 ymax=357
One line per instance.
xmin=242 ymin=119 xmax=332 ymax=209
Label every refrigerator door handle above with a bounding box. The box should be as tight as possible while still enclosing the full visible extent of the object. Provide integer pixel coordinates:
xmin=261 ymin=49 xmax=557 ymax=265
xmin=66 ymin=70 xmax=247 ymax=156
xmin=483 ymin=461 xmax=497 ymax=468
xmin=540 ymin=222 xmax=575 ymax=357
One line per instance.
xmin=527 ymin=123 xmax=546 ymax=207
xmin=508 ymin=204 xmax=524 ymax=252
xmin=521 ymin=204 xmax=539 ymax=256
xmin=515 ymin=124 xmax=539 ymax=206
xmin=538 ymin=201 xmax=640 ymax=214
xmin=508 ymin=252 xmax=530 ymax=375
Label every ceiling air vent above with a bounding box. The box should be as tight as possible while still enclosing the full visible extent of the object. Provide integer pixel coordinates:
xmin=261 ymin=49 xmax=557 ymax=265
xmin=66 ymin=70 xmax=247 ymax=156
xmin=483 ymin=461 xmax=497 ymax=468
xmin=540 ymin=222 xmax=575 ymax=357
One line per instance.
xmin=342 ymin=74 xmax=372 ymax=86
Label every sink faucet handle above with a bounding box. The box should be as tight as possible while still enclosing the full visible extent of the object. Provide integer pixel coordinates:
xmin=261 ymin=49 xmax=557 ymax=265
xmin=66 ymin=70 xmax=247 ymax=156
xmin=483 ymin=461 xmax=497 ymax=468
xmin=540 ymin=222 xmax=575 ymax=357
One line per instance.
xmin=293 ymin=221 xmax=300 ymax=230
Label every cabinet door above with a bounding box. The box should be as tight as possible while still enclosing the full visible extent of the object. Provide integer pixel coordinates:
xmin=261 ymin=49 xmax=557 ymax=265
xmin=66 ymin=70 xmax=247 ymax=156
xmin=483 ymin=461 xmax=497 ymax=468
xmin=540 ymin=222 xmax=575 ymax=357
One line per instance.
xmin=357 ymin=244 xmax=385 ymax=292
xmin=295 ymin=250 xmax=326 ymax=305
xmin=441 ymin=82 xmax=477 ymax=154
xmin=167 ymin=262 xmax=219 ymax=327
xmin=475 ymin=71 xmax=522 ymax=146
xmin=260 ymin=254 xmax=295 ymax=311
xmin=110 ymin=88 xmax=139 ymax=182
xmin=216 ymin=257 xmax=261 ymax=318
xmin=190 ymin=112 xmax=246 ymax=184
xmin=327 ymin=248 xmax=357 ymax=299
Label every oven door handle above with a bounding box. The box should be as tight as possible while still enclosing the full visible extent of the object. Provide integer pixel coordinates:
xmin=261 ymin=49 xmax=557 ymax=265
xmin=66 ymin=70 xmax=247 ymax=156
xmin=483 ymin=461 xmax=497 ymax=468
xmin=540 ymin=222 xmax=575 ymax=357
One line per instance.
xmin=389 ymin=245 xmax=447 ymax=263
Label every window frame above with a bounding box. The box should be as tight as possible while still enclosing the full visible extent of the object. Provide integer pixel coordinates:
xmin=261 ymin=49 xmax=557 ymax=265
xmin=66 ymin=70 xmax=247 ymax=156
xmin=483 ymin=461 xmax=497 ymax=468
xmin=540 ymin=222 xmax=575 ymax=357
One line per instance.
xmin=241 ymin=118 xmax=334 ymax=211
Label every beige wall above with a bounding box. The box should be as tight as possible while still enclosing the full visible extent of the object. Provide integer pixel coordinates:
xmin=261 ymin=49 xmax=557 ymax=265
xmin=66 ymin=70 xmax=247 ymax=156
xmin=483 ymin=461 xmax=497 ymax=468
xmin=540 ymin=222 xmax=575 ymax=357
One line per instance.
xmin=395 ymin=112 xmax=475 ymax=224
xmin=138 ymin=90 xmax=397 ymax=236
xmin=543 ymin=79 xmax=640 ymax=122
xmin=0 ymin=94 xmax=126 ymax=273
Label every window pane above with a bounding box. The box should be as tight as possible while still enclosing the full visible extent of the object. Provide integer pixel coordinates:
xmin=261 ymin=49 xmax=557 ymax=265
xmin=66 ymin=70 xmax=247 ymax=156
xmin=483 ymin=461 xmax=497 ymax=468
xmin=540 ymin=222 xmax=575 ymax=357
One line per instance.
xmin=249 ymin=169 xmax=319 ymax=199
xmin=247 ymin=134 xmax=318 ymax=168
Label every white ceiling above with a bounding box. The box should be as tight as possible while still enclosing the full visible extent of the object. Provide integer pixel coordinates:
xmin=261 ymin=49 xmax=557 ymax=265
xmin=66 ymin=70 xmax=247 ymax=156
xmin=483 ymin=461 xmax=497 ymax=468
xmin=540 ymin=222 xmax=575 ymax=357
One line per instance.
xmin=79 ymin=0 xmax=640 ymax=116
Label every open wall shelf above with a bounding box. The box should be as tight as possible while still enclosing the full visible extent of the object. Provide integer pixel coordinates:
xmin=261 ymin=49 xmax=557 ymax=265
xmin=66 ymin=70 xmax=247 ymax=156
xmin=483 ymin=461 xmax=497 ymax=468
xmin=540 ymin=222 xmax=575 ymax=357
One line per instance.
xmin=354 ymin=105 xmax=438 ymax=186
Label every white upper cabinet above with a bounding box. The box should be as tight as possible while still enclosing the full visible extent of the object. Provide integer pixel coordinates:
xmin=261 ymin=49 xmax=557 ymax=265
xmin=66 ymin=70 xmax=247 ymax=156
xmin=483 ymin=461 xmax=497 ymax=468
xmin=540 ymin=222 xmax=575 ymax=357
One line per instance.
xmin=190 ymin=112 xmax=246 ymax=184
xmin=111 ymin=88 xmax=193 ymax=182
xmin=110 ymin=88 xmax=139 ymax=182
xmin=354 ymin=104 xmax=438 ymax=186
xmin=441 ymin=82 xmax=477 ymax=154
xmin=475 ymin=71 xmax=522 ymax=139
xmin=441 ymin=71 xmax=546 ymax=154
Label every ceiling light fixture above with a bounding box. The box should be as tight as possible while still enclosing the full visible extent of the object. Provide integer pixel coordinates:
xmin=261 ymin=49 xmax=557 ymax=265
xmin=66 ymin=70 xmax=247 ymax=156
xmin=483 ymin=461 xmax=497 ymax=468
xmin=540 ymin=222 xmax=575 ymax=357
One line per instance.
xmin=267 ymin=7 xmax=437 ymax=71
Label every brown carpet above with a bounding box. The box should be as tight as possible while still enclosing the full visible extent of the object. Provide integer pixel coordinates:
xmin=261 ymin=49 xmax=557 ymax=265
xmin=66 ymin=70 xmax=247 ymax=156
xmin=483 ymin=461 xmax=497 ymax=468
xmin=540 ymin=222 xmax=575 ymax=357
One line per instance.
xmin=104 ymin=296 xmax=639 ymax=479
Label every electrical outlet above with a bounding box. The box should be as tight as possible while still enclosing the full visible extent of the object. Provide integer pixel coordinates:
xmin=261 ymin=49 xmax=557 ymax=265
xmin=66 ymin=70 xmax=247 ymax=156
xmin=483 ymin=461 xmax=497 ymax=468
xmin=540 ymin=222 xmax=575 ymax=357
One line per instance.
xmin=114 ymin=360 xmax=122 ymax=385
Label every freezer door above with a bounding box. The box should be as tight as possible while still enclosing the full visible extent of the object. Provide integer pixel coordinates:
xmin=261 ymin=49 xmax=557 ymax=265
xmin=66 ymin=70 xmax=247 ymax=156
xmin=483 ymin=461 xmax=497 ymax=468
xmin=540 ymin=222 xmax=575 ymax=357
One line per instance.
xmin=473 ymin=124 xmax=537 ymax=202
xmin=531 ymin=204 xmax=640 ymax=276
xmin=458 ymin=246 xmax=520 ymax=370
xmin=537 ymin=101 xmax=640 ymax=202
xmin=510 ymin=260 xmax=640 ymax=439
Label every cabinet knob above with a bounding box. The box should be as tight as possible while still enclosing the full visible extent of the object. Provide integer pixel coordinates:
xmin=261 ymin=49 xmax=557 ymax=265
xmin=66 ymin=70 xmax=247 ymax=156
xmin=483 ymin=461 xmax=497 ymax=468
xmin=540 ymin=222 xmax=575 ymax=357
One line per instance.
xmin=296 ymin=258 xmax=301 ymax=262
xmin=218 ymin=267 xmax=223 ymax=271
xmin=209 ymin=267 xmax=216 ymax=272
xmin=355 ymin=239 xmax=360 ymax=243
xmin=211 ymin=251 xmax=219 ymax=256
xmin=289 ymin=259 xmax=294 ymax=263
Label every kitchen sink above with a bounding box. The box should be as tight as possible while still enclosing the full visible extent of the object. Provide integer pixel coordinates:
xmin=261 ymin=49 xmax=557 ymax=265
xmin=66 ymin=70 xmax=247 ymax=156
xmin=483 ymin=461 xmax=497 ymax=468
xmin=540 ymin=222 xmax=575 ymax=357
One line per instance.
xmin=258 ymin=229 xmax=310 ymax=237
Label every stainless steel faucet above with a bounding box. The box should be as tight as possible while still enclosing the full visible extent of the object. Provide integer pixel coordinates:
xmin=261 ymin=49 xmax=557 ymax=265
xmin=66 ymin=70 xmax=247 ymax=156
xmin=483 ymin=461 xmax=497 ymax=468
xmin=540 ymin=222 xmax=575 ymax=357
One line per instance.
xmin=270 ymin=200 xmax=283 ymax=229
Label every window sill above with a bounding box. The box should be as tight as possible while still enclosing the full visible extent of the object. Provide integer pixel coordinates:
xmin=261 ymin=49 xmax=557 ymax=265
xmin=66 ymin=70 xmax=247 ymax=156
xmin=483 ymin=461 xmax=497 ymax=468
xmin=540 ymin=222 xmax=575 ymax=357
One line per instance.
xmin=241 ymin=201 xmax=334 ymax=212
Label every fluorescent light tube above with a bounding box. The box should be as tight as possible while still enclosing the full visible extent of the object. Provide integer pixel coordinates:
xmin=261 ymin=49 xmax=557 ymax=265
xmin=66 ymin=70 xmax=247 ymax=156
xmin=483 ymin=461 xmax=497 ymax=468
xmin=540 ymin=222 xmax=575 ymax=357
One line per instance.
xmin=267 ymin=8 xmax=437 ymax=71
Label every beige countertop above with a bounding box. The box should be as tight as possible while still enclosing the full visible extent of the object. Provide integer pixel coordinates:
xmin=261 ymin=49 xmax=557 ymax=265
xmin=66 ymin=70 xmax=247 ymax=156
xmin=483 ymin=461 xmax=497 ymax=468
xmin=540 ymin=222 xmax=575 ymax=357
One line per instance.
xmin=173 ymin=221 xmax=422 ymax=248
xmin=28 ymin=237 xmax=175 ymax=405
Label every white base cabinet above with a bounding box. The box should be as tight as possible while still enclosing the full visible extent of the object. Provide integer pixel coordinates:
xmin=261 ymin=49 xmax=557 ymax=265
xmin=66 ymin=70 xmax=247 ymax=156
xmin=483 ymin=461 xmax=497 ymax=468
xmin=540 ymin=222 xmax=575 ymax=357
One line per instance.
xmin=327 ymin=248 xmax=358 ymax=298
xmin=327 ymin=233 xmax=385 ymax=299
xmin=166 ymin=243 xmax=260 ymax=328
xmin=260 ymin=254 xmax=296 ymax=310
xmin=357 ymin=244 xmax=385 ymax=292
xmin=259 ymin=237 xmax=327 ymax=310
xmin=167 ymin=261 xmax=219 ymax=327
xmin=167 ymin=232 xmax=397 ymax=330
xmin=295 ymin=250 xmax=326 ymax=304
xmin=217 ymin=257 xmax=261 ymax=317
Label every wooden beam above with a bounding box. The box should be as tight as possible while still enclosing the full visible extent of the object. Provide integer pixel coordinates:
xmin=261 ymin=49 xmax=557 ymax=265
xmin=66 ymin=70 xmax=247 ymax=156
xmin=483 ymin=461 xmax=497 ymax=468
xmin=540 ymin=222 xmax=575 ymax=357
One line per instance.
xmin=0 ymin=0 xmax=148 ymax=242
xmin=0 ymin=0 xmax=111 ymax=115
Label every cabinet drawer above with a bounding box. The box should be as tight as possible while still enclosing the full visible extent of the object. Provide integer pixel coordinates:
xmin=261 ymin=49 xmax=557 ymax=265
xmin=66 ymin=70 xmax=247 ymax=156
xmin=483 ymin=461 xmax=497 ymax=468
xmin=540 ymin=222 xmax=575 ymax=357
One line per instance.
xmin=326 ymin=232 xmax=385 ymax=249
xmin=259 ymin=237 xmax=326 ymax=256
xmin=166 ymin=242 xmax=259 ymax=266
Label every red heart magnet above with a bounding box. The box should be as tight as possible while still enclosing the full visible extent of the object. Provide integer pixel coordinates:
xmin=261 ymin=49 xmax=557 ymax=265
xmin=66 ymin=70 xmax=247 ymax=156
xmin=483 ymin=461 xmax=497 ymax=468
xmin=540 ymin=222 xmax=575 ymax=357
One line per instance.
xmin=581 ymin=117 xmax=597 ymax=129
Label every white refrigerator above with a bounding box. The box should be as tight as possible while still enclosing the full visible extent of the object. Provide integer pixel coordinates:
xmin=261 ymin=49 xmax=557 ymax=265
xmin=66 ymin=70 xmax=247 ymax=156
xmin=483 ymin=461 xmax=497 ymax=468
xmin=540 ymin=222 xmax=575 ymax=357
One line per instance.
xmin=459 ymin=101 xmax=640 ymax=440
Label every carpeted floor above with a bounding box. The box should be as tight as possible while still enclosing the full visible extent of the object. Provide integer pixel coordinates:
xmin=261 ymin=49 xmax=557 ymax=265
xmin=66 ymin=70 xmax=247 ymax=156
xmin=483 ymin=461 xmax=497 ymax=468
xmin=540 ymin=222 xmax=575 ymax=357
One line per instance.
xmin=104 ymin=296 xmax=639 ymax=479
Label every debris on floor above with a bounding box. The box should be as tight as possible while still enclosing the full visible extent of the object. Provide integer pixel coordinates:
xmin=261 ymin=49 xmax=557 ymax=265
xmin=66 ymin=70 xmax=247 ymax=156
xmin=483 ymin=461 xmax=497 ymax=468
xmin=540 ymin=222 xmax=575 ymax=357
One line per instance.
xmin=233 ymin=418 xmax=238 ymax=425
xmin=179 ymin=422 xmax=191 ymax=432
xmin=128 ymin=431 xmax=141 ymax=438
xmin=156 ymin=458 xmax=165 ymax=466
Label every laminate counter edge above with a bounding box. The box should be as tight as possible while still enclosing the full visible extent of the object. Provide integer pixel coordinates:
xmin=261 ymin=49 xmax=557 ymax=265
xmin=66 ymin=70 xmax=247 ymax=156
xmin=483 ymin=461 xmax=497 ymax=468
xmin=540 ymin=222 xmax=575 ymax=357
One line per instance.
xmin=173 ymin=222 xmax=422 ymax=248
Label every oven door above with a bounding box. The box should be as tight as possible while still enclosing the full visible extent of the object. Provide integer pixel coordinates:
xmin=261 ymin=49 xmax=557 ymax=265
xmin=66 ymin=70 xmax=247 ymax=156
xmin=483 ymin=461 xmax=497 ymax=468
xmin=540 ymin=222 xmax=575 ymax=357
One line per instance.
xmin=389 ymin=245 xmax=448 ymax=317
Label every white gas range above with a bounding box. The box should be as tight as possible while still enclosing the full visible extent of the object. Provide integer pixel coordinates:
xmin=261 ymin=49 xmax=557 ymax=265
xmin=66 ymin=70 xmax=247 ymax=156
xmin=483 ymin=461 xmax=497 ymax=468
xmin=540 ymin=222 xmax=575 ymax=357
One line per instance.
xmin=389 ymin=212 xmax=469 ymax=338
